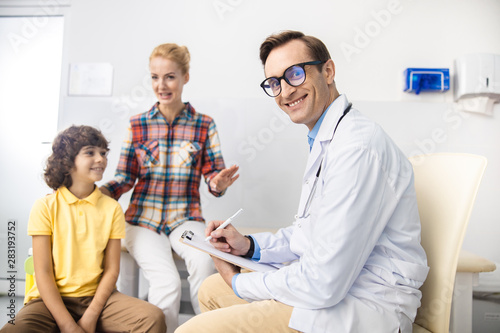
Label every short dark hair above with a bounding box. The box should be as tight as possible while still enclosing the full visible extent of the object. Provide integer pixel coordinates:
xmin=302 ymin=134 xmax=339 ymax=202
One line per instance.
xmin=44 ymin=125 xmax=109 ymax=190
xmin=259 ymin=30 xmax=331 ymax=66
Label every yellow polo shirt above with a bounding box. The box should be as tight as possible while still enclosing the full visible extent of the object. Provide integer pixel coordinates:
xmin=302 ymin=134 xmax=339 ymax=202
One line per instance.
xmin=25 ymin=186 xmax=125 ymax=303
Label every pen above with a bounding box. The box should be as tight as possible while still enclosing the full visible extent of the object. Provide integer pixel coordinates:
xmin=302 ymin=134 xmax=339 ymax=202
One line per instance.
xmin=205 ymin=208 xmax=244 ymax=241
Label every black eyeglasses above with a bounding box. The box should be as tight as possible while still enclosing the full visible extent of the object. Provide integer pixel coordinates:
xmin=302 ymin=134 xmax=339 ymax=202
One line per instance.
xmin=260 ymin=60 xmax=325 ymax=97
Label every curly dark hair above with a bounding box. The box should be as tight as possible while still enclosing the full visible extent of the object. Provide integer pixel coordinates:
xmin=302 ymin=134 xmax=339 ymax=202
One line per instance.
xmin=44 ymin=125 xmax=109 ymax=190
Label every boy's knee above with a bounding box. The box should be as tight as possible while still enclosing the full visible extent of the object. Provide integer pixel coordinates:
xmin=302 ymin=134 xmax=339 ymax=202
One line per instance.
xmin=132 ymin=298 xmax=166 ymax=333
xmin=0 ymin=322 xmax=14 ymax=332
xmin=1 ymin=320 xmax=57 ymax=333
xmin=148 ymin=306 xmax=166 ymax=333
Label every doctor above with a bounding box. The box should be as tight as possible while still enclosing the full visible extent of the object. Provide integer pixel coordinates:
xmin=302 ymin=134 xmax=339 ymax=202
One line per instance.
xmin=175 ymin=30 xmax=429 ymax=333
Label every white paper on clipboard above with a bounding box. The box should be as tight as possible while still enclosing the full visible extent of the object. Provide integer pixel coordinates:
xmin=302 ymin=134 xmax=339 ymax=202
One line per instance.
xmin=180 ymin=230 xmax=279 ymax=273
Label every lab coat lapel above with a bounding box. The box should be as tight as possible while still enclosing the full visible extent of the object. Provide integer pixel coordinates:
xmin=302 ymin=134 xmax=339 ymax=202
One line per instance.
xmin=303 ymin=95 xmax=350 ymax=180
xmin=303 ymin=137 xmax=323 ymax=180
xmin=297 ymin=143 xmax=322 ymax=218
xmin=297 ymin=96 xmax=350 ymax=218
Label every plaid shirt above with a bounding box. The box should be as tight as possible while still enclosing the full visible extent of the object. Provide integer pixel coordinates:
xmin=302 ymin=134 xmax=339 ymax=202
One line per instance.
xmin=102 ymin=102 xmax=226 ymax=235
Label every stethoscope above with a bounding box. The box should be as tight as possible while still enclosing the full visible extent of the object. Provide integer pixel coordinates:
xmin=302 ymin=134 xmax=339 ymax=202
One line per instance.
xmin=295 ymin=103 xmax=352 ymax=220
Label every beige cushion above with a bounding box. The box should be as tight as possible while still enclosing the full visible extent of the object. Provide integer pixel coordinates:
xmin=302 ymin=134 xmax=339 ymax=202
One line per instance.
xmin=413 ymin=323 xmax=432 ymax=333
xmin=409 ymin=153 xmax=487 ymax=333
xmin=457 ymin=250 xmax=495 ymax=273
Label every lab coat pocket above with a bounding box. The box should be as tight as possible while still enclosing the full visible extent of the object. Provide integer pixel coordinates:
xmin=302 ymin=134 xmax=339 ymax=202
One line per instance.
xmin=135 ymin=140 xmax=160 ymax=168
xmin=172 ymin=141 xmax=201 ymax=167
xmin=297 ymin=174 xmax=323 ymax=220
xmin=309 ymin=177 xmax=324 ymax=218
xmin=296 ymin=179 xmax=312 ymax=220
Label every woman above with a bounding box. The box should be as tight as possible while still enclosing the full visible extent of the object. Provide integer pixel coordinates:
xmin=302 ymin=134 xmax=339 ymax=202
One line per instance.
xmin=101 ymin=43 xmax=238 ymax=333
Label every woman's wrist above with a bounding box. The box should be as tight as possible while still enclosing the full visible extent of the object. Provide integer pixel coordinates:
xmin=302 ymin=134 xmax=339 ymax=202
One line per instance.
xmin=209 ymin=180 xmax=222 ymax=193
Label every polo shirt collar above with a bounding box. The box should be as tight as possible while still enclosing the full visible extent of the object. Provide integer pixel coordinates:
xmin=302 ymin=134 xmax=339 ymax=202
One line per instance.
xmin=59 ymin=186 xmax=101 ymax=205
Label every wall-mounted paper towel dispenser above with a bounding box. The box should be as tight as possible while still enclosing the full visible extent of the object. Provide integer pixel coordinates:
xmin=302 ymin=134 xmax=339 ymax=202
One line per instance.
xmin=455 ymin=53 xmax=500 ymax=100
xmin=454 ymin=53 xmax=500 ymax=115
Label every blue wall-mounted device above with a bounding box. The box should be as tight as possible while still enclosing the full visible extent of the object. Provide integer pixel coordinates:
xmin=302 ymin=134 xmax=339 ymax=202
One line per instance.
xmin=404 ymin=68 xmax=450 ymax=95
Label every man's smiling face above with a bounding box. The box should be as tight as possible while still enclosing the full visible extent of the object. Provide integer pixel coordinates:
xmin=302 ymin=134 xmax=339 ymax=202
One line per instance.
xmin=264 ymin=39 xmax=335 ymax=131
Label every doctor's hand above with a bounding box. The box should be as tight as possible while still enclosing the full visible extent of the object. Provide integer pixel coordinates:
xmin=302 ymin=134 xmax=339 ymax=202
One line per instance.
xmin=211 ymin=256 xmax=241 ymax=287
xmin=210 ymin=165 xmax=239 ymax=193
xmin=205 ymin=220 xmax=250 ymax=256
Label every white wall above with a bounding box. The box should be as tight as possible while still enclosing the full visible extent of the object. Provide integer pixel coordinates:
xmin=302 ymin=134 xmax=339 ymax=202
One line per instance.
xmin=0 ymin=11 xmax=64 ymax=294
xmin=55 ymin=0 xmax=500 ymax=265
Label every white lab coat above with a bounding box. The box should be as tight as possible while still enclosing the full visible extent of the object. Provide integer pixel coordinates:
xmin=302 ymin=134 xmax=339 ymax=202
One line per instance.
xmin=234 ymin=95 xmax=429 ymax=333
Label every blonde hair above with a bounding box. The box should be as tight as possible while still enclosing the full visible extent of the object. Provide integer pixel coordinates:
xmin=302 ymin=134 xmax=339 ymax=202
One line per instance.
xmin=149 ymin=43 xmax=190 ymax=74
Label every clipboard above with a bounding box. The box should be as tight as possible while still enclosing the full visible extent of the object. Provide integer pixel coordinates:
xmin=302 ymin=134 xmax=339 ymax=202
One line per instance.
xmin=180 ymin=230 xmax=279 ymax=273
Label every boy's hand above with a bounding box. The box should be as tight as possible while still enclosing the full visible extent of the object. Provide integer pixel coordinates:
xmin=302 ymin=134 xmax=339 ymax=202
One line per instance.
xmin=59 ymin=321 xmax=85 ymax=333
xmin=77 ymin=308 xmax=99 ymax=333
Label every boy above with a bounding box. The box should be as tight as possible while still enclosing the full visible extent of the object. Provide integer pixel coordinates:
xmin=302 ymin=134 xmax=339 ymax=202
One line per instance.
xmin=1 ymin=125 xmax=166 ymax=333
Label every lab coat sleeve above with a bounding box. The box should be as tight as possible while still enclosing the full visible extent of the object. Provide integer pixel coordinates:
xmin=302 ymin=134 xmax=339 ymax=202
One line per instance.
xmin=235 ymin=133 xmax=402 ymax=309
xmin=251 ymin=225 xmax=299 ymax=264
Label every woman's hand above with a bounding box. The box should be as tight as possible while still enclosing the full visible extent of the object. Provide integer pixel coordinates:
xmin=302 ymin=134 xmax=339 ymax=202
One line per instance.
xmin=99 ymin=186 xmax=111 ymax=197
xmin=210 ymin=165 xmax=239 ymax=192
